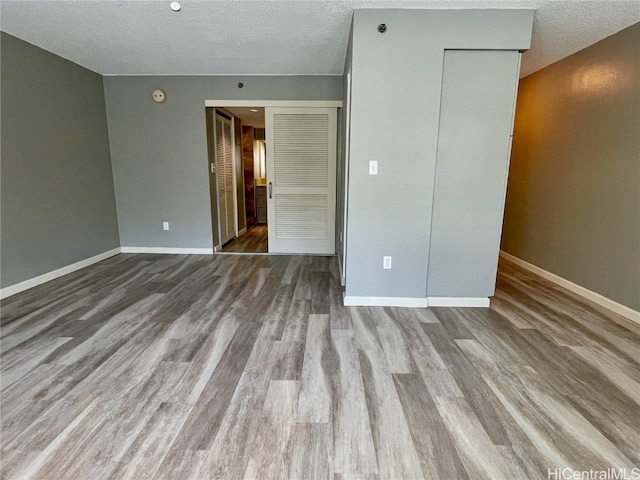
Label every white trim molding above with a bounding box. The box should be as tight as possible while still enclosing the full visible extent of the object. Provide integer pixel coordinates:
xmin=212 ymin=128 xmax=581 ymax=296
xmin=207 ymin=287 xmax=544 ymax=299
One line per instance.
xmin=120 ymin=247 xmax=214 ymax=255
xmin=427 ymin=297 xmax=490 ymax=308
xmin=214 ymin=252 xmax=271 ymax=256
xmin=343 ymin=296 xmax=429 ymax=308
xmin=205 ymin=100 xmax=342 ymax=108
xmin=0 ymin=248 xmax=121 ymax=299
xmin=500 ymin=250 xmax=640 ymax=324
xmin=343 ymin=295 xmax=490 ymax=308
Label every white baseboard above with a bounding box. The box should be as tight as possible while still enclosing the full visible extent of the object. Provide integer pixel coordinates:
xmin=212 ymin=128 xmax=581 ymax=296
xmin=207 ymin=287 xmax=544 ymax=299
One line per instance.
xmin=343 ymin=295 xmax=489 ymax=308
xmin=0 ymin=247 xmax=122 ymax=300
xmin=427 ymin=297 xmax=490 ymax=307
xmin=214 ymin=252 xmax=270 ymax=256
xmin=343 ymin=296 xmax=429 ymax=308
xmin=120 ymin=247 xmax=214 ymax=255
xmin=499 ymin=250 xmax=640 ymax=324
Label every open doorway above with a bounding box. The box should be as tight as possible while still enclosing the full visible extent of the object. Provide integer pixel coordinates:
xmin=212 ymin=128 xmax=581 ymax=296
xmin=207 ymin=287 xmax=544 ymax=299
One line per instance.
xmin=207 ymin=106 xmax=268 ymax=254
xmin=206 ymin=101 xmax=341 ymax=256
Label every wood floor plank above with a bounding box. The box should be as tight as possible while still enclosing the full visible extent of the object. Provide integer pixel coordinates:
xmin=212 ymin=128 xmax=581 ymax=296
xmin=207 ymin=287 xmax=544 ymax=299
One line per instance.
xmin=271 ymin=299 xmax=311 ymax=380
xmin=311 ymin=271 xmax=331 ymax=314
xmin=1 ymin=297 xmax=88 ymax=351
xmin=569 ymin=344 xmax=640 ymax=403
xmin=1 ymin=252 xmax=638 ymax=480
xmin=388 ymin=306 xmax=463 ymax=397
xmin=329 ymin=280 xmax=353 ymax=330
xmin=393 ymin=373 xmax=469 ymax=480
xmin=9 ymin=397 xmax=102 ymax=480
xmin=153 ymin=450 xmax=208 ymax=480
xmin=170 ymin=320 xmax=259 ymax=451
xmin=43 ymin=361 xmax=189 ymax=480
xmin=433 ymin=395 xmax=526 ymax=480
xmin=368 ymin=307 xmax=414 ymax=374
xmin=330 ymin=330 xmax=378 ymax=477
xmin=169 ymin=313 xmax=240 ymax=404
xmin=483 ymin=366 xmax=637 ymax=471
xmin=422 ymin=322 xmax=526 ymax=447
xmin=222 ymin=225 xmax=268 ymax=253
xmin=358 ymin=348 xmax=425 ymax=480
xmin=298 ymin=314 xmax=332 ymax=423
xmin=196 ymin=372 xmax=273 ymax=479
xmin=1 ymin=336 xmax=73 ymax=388
xmin=242 ymin=380 xmax=300 ymax=480
xmin=288 ymin=423 xmax=333 ymax=480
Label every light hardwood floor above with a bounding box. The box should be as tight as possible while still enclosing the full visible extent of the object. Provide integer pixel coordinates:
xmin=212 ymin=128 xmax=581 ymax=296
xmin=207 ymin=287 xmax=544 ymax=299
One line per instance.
xmin=1 ymin=254 xmax=638 ymax=479
xmin=223 ymin=225 xmax=268 ymax=253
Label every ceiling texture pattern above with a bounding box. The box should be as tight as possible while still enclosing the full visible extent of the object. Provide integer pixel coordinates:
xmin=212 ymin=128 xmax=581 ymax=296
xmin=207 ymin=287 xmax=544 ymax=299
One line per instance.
xmin=1 ymin=0 xmax=638 ymax=78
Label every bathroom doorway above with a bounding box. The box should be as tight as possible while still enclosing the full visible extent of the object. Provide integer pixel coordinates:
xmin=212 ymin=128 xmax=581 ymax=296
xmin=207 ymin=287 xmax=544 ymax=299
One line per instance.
xmin=205 ymin=100 xmax=341 ymax=256
xmin=220 ymin=106 xmax=268 ymax=254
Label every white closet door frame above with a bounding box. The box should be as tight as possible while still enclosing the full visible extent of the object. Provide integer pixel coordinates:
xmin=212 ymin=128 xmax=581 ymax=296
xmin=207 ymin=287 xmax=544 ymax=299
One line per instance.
xmin=214 ymin=112 xmax=238 ymax=246
xmin=266 ymin=107 xmax=337 ymax=254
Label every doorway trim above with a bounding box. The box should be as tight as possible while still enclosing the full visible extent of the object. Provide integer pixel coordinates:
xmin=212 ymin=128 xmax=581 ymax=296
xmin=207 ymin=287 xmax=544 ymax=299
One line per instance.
xmin=206 ymin=99 xmax=344 ymax=256
xmin=205 ymin=100 xmax=342 ymax=108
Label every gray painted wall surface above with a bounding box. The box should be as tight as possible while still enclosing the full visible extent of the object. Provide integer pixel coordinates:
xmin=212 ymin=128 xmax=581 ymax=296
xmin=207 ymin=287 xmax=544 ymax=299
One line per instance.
xmin=1 ymin=33 xmax=119 ymax=288
xmin=427 ymin=50 xmax=520 ymax=297
xmin=104 ymin=76 xmax=342 ymax=249
xmin=345 ymin=9 xmax=533 ymax=298
xmin=502 ymin=23 xmax=640 ymax=311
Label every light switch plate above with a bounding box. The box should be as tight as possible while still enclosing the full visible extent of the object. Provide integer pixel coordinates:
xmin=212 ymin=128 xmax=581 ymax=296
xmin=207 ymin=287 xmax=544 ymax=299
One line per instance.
xmin=369 ymin=161 xmax=378 ymax=175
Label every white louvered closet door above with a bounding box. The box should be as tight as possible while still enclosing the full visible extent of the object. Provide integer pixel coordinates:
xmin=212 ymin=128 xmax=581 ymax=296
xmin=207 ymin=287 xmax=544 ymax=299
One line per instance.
xmin=215 ymin=114 xmax=236 ymax=246
xmin=266 ymin=107 xmax=337 ymax=254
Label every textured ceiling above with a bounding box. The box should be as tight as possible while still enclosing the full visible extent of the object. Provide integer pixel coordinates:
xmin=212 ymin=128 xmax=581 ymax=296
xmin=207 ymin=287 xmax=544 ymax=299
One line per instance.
xmin=226 ymin=107 xmax=266 ymax=128
xmin=1 ymin=1 xmax=638 ymax=77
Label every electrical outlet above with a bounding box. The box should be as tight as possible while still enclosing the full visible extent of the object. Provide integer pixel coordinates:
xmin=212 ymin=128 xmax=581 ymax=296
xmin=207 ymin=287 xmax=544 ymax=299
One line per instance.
xmin=163 ymin=222 xmax=169 ymax=231
xmin=383 ymin=256 xmax=392 ymax=269
xmin=369 ymin=160 xmax=378 ymax=175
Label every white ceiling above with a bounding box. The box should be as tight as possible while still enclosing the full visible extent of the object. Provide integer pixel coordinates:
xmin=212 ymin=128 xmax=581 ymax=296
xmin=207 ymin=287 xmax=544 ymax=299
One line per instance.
xmin=226 ymin=107 xmax=266 ymax=128
xmin=1 ymin=1 xmax=638 ymax=78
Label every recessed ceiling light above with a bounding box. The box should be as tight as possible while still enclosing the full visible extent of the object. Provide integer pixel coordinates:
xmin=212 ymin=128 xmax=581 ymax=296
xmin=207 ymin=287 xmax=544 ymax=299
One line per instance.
xmin=170 ymin=2 xmax=181 ymax=12
xmin=250 ymin=109 xmax=259 ymax=112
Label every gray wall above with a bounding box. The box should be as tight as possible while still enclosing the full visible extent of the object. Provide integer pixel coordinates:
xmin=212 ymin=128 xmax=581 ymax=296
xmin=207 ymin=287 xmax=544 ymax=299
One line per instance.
xmin=1 ymin=33 xmax=119 ymax=288
xmin=104 ymin=76 xmax=342 ymax=249
xmin=345 ymin=9 xmax=533 ymax=298
xmin=502 ymin=23 xmax=640 ymax=311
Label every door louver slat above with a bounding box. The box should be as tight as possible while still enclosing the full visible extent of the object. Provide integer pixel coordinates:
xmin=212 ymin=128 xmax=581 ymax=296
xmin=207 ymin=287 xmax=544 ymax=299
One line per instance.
xmin=216 ymin=115 xmax=235 ymax=245
xmin=275 ymin=194 xmax=328 ymax=239
xmin=266 ymin=108 xmax=337 ymax=254
xmin=274 ymin=114 xmax=329 ymax=188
